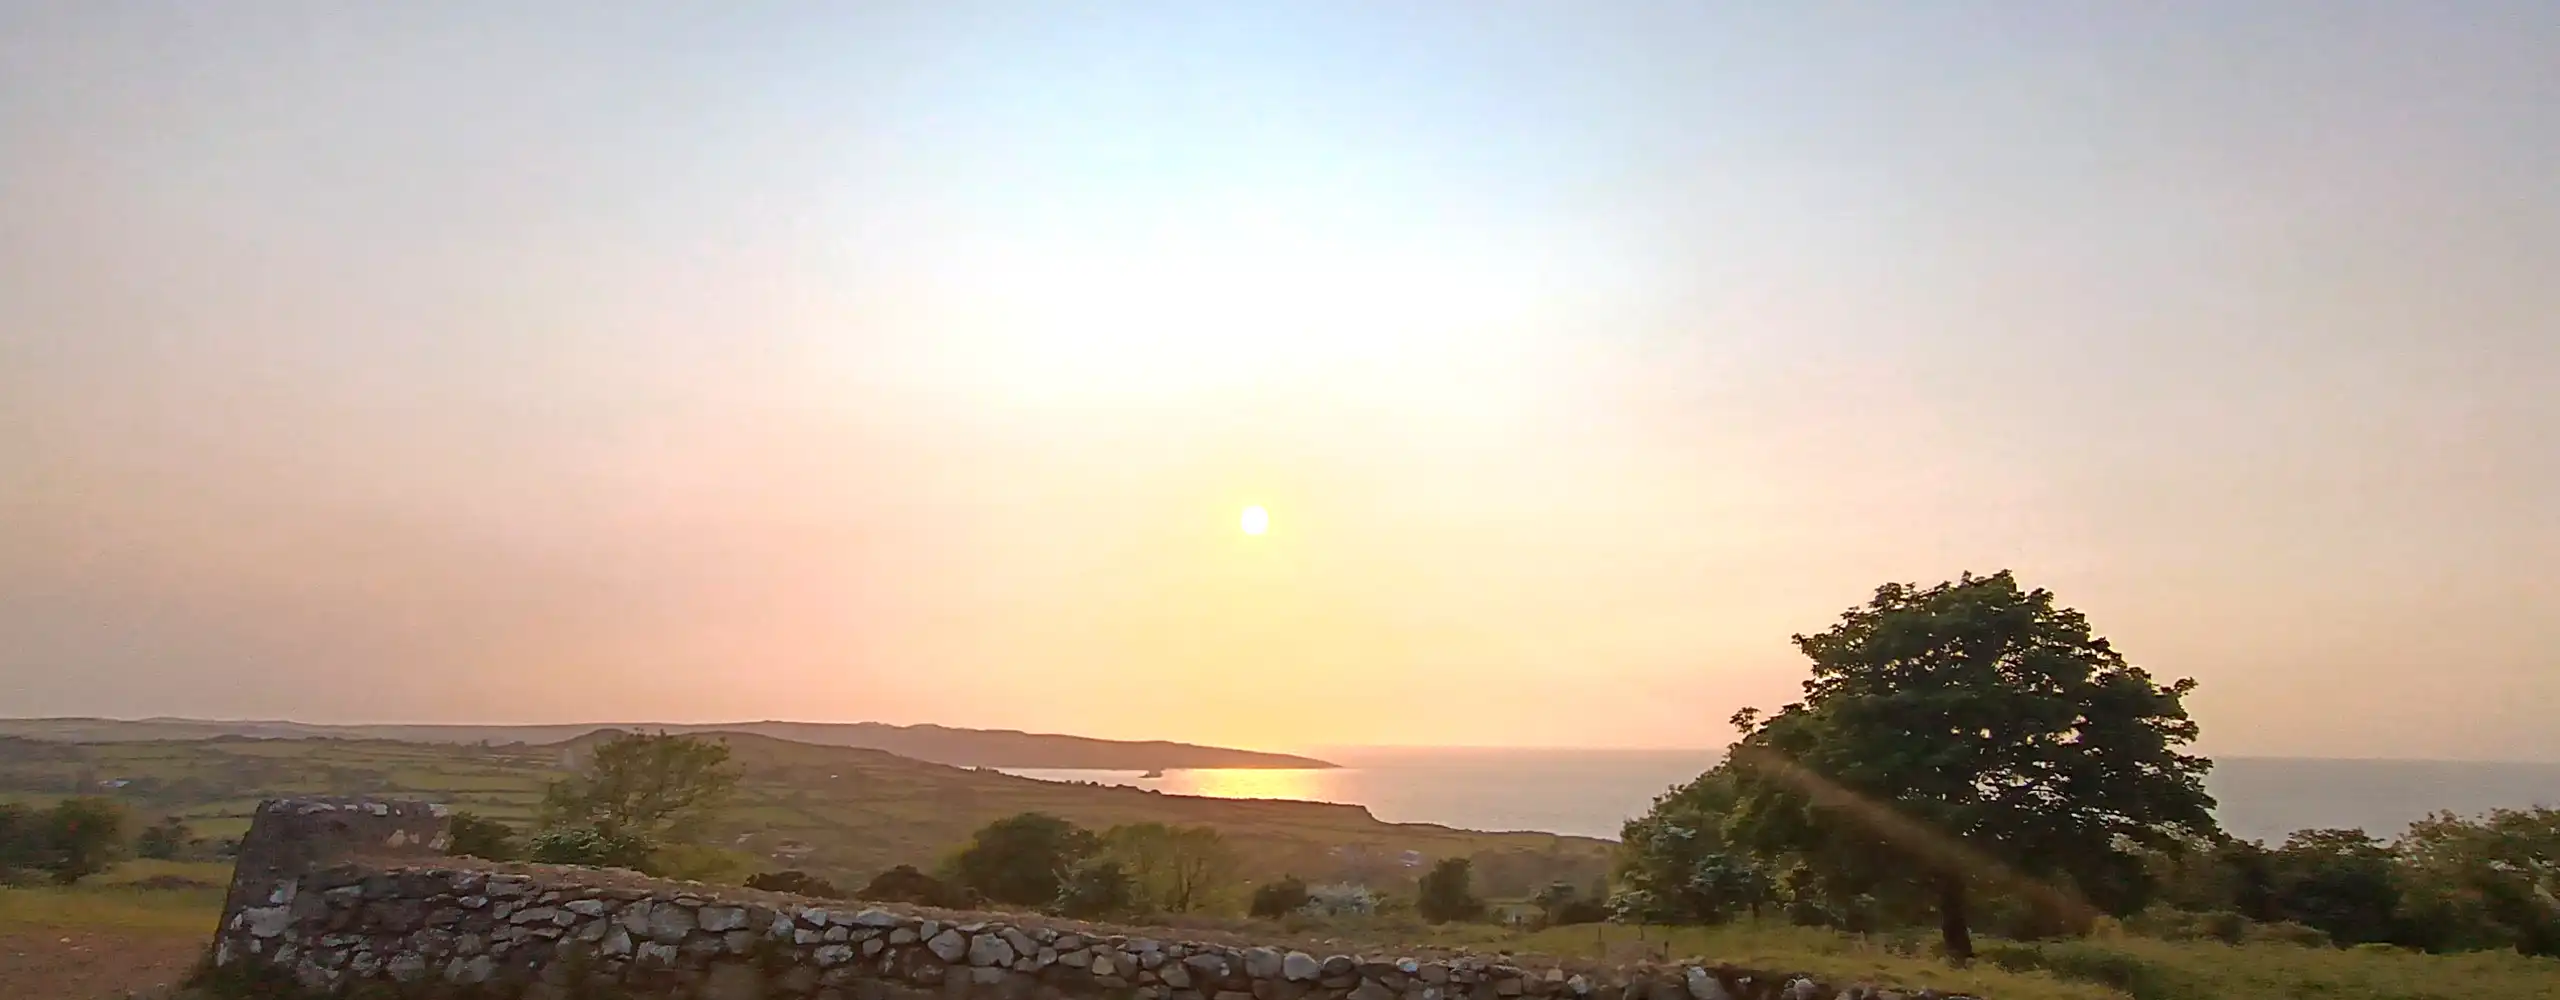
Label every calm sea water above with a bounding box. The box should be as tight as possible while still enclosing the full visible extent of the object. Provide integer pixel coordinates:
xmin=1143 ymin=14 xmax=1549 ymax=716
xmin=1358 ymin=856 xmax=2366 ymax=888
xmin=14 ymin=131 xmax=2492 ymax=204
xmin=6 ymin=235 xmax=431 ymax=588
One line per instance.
xmin=1003 ymin=749 xmax=2560 ymax=843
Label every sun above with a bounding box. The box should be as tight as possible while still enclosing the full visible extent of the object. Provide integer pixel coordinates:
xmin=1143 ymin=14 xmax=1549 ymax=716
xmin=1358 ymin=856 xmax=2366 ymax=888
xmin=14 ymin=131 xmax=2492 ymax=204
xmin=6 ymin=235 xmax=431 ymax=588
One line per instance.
xmin=1240 ymin=505 xmax=1269 ymax=535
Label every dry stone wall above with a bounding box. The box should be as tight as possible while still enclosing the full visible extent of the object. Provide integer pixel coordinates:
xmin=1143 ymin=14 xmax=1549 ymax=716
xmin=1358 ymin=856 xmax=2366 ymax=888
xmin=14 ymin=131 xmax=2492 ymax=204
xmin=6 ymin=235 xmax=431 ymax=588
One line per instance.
xmin=212 ymin=799 xmax=1973 ymax=1000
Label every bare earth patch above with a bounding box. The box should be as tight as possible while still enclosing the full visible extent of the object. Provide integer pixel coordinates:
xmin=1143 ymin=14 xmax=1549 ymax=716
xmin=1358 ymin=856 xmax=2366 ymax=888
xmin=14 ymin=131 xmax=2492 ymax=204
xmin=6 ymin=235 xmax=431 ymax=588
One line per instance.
xmin=0 ymin=929 xmax=202 ymax=1000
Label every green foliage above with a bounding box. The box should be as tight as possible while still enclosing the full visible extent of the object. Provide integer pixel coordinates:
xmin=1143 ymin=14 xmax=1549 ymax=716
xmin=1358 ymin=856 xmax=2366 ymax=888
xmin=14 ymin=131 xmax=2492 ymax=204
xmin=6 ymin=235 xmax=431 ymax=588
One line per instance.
xmin=2263 ymin=829 xmax=2402 ymax=947
xmin=1416 ymin=857 xmax=1485 ymax=923
xmin=1249 ymin=875 xmax=1311 ymax=918
xmin=1054 ymin=857 xmax=1137 ymax=918
xmin=1102 ymin=822 xmax=1239 ymax=913
xmin=2393 ymin=807 xmax=2560 ymax=955
xmin=746 ymin=869 xmax=847 ymax=899
xmin=135 ymin=815 xmax=194 ymax=861
xmin=1615 ymin=768 xmax=1777 ymax=923
xmin=540 ymin=732 xmax=739 ymax=845
xmin=1722 ymin=571 xmax=2219 ymax=959
xmin=1532 ymin=881 xmax=1610 ymax=926
xmin=40 ymin=797 xmax=129 ymax=884
xmin=858 ymin=864 xmax=974 ymax=907
xmin=0 ymin=801 xmax=45 ymax=880
xmin=526 ymin=825 xmax=656 ymax=870
xmin=944 ymin=812 xmax=1098 ymax=907
xmin=445 ymin=811 xmax=521 ymax=861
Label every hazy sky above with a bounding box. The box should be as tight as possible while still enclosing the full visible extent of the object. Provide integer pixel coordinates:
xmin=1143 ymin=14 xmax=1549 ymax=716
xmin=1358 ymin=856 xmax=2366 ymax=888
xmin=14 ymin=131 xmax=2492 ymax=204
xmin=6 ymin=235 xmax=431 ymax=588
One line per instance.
xmin=4 ymin=3 xmax=2554 ymax=759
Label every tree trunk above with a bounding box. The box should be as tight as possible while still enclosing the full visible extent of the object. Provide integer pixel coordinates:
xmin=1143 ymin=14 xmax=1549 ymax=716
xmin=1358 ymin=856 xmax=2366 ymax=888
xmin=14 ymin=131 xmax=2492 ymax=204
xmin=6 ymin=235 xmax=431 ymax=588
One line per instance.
xmin=1938 ymin=875 xmax=1975 ymax=962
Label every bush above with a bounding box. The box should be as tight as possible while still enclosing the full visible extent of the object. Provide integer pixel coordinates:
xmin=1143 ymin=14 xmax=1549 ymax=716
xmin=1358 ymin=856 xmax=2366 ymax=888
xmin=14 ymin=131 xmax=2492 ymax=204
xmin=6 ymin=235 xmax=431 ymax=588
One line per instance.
xmin=1416 ymin=857 xmax=1485 ymax=923
xmin=1055 ymin=858 xmax=1136 ymax=918
xmin=944 ymin=813 xmax=1098 ymax=907
xmin=747 ymin=870 xmax=847 ymax=899
xmin=41 ymin=798 xmax=128 ymax=885
xmin=2247 ymin=920 xmax=2332 ymax=948
xmin=527 ymin=825 xmax=655 ymax=870
xmin=445 ymin=811 xmax=520 ymax=862
xmin=859 ymin=865 xmax=972 ymax=907
xmin=1250 ymin=876 xmax=1312 ymax=919
xmin=136 ymin=816 xmax=194 ymax=861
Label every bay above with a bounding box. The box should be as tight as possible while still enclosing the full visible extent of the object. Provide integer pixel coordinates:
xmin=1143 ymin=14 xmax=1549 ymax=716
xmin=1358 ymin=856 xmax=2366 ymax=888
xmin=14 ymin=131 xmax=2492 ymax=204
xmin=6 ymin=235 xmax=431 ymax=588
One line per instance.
xmin=1004 ymin=749 xmax=2560 ymax=844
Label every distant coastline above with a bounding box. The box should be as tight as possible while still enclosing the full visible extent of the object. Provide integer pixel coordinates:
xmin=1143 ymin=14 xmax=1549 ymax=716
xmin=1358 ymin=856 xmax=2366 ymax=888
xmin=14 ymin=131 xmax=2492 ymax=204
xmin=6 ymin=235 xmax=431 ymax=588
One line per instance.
xmin=0 ymin=717 xmax=1338 ymax=772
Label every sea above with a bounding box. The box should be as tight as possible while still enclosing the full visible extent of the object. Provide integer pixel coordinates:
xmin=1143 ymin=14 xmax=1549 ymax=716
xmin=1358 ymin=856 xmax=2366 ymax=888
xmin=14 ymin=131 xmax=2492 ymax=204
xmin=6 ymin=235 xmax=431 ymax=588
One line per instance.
xmin=1002 ymin=748 xmax=2560 ymax=844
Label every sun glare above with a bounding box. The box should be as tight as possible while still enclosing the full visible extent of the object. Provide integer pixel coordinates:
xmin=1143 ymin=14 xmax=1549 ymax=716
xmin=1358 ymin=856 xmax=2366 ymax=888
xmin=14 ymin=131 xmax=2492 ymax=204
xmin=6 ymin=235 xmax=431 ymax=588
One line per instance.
xmin=1240 ymin=505 xmax=1269 ymax=535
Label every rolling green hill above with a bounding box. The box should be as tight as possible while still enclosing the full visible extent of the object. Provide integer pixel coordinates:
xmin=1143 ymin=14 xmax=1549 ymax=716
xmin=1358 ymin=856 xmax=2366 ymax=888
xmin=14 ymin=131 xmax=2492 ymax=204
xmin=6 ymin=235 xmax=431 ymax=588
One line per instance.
xmin=0 ymin=732 xmax=1604 ymax=896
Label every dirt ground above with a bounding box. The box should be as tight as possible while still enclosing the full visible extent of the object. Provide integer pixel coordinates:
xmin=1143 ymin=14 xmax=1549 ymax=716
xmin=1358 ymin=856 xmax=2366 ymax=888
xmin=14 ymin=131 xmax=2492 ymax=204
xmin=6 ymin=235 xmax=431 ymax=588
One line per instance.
xmin=0 ymin=929 xmax=202 ymax=999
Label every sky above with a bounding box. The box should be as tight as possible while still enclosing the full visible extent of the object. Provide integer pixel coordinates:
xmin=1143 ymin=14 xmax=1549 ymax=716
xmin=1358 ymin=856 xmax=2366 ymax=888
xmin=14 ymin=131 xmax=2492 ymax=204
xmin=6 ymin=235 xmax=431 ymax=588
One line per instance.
xmin=3 ymin=3 xmax=2554 ymax=760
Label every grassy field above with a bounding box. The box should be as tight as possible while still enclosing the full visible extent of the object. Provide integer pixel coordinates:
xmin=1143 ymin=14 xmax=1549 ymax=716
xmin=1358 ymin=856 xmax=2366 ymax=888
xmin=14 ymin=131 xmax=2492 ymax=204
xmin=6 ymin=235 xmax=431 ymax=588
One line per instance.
xmin=3 ymin=858 xmax=2552 ymax=999
xmin=0 ymin=860 xmax=228 ymax=936
xmin=0 ymin=732 xmax=1609 ymax=894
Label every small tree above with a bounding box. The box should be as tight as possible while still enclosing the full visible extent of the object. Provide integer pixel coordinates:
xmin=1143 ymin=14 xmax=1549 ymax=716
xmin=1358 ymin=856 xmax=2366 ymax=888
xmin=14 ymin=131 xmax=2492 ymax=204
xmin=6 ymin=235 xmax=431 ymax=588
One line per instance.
xmin=1723 ymin=571 xmax=2219 ymax=961
xmin=2266 ymin=829 xmax=2404 ymax=947
xmin=1104 ymin=822 xmax=1240 ymax=913
xmin=445 ymin=811 xmax=521 ymax=862
xmin=1055 ymin=858 xmax=1137 ymax=918
xmin=43 ymin=798 xmax=129 ymax=884
xmin=0 ymin=803 xmax=42 ymax=881
xmin=944 ymin=813 xmax=1097 ymax=907
xmin=1416 ymin=857 xmax=1485 ymax=923
xmin=136 ymin=815 xmax=194 ymax=861
xmin=1249 ymin=875 xmax=1312 ymax=918
xmin=541 ymin=732 xmax=739 ymax=845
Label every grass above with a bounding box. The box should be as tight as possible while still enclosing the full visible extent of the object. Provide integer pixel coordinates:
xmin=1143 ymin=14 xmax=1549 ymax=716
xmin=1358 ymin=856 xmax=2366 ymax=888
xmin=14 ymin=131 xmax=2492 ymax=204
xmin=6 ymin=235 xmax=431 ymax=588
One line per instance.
xmin=1982 ymin=935 xmax=2560 ymax=1000
xmin=0 ymin=879 xmax=224 ymax=936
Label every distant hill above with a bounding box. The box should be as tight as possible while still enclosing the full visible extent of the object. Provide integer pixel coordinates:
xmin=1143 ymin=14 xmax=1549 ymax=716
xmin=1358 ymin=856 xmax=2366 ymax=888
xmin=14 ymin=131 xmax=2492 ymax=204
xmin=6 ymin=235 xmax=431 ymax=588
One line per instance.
xmin=0 ymin=718 xmax=1335 ymax=770
xmin=0 ymin=731 xmax=1606 ymax=895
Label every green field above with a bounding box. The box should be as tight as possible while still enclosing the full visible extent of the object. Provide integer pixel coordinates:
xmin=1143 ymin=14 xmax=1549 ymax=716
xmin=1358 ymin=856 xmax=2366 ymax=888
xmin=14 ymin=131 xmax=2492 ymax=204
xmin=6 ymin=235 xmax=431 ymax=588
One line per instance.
xmin=0 ymin=733 xmax=1607 ymax=894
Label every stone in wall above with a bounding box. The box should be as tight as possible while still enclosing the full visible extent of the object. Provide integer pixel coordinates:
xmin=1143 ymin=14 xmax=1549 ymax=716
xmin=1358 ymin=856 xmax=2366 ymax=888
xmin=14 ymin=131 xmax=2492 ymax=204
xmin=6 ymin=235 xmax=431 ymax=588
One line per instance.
xmin=209 ymin=798 xmax=1979 ymax=1000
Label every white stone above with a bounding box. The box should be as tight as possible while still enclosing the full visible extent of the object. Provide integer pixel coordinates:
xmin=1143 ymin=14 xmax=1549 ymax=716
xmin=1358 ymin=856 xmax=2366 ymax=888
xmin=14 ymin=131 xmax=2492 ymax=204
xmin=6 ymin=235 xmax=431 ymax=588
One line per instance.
xmin=1283 ymin=952 xmax=1321 ymax=982
xmin=969 ymin=932 xmax=1017 ymax=967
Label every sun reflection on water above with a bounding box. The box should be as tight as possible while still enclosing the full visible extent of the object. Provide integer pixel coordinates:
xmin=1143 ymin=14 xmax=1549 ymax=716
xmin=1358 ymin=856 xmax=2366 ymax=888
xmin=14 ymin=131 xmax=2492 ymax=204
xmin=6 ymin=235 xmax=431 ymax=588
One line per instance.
xmin=1159 ymin=768 xmax=1339 ymax=803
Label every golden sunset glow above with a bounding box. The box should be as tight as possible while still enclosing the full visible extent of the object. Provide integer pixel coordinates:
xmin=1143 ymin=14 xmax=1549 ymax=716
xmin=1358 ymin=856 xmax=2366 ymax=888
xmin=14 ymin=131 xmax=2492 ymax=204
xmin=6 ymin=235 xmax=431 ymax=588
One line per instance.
xmin=1162 ymin=768 xmax=1331 ymax=804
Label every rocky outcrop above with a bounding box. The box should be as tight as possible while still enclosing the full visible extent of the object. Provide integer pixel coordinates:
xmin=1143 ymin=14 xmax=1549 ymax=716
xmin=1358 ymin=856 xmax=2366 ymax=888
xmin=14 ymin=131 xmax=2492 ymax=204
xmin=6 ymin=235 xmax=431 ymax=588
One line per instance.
xmin=209 ymin=799 xmax=1973 ymax=1000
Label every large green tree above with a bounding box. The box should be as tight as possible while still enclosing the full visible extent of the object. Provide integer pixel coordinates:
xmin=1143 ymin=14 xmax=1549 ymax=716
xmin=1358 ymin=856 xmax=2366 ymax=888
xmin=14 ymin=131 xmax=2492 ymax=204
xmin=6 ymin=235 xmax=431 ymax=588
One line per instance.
xmin=540 ymin=732 xmax=739 ymax=846
xmin=943 ymin=812 xmax=1098 ymax=907
xmin=1723 ymin=571 xmax=2218 ymax=960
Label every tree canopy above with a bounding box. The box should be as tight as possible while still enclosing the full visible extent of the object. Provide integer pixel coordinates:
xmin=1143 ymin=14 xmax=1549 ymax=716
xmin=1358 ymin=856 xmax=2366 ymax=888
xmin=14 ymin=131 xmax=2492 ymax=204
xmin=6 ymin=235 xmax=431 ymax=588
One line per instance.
xmin=1721 ymin=571 xmax=2218 ymax=959
xmin=540 ymin=732 xmax=739 ymax=846
xmin=943 ymin=812 xmax=1099 ymax=907
xmin=1101 ymin=822 xmax=1239 ymax=914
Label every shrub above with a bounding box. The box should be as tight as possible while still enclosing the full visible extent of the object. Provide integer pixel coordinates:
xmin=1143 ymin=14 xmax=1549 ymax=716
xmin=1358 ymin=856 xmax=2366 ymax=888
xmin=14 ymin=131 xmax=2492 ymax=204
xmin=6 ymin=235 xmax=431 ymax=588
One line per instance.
xmin=445 ymin=811 xmax=521 ymax=862
xmin=527 ymin=825 xmax=655 ymax=870
xmin=42 ymin=798 xmax=128 ymax=885
xmin=1417 ymin=857 xmax=1485 ymax=923
xmin=944 ymin=813 xmax=1098 ymax=907
xmin=1055 ymin=858 xmax=1136 ymax=918
xmin=1250 ymin=876 xmax=1312 ymax=918
xmin=1303 ymin=882 xmax=1381 ymax=918
xmin=859 ymin=864 xmax=971 ymax=907
xmin=748 ymin=869 xmax=847 ymax=899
